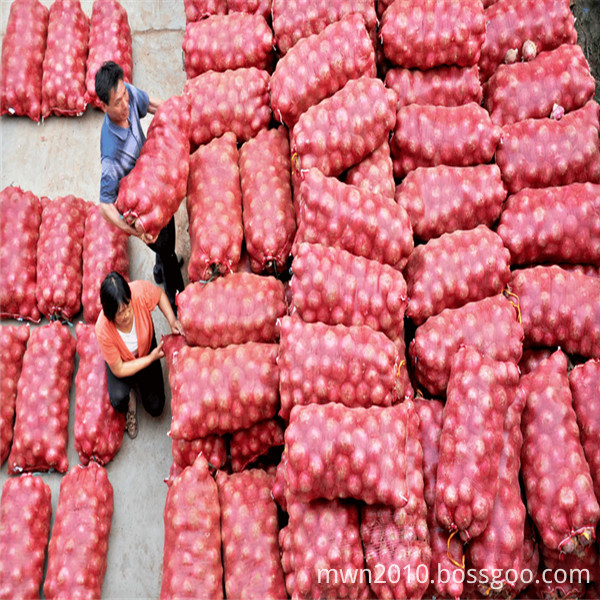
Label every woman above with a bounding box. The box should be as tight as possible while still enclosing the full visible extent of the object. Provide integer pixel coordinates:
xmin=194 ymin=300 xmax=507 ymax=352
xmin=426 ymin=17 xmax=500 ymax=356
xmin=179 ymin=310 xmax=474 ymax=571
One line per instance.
xmin=95 ymin=271 xmax=183 ymax=438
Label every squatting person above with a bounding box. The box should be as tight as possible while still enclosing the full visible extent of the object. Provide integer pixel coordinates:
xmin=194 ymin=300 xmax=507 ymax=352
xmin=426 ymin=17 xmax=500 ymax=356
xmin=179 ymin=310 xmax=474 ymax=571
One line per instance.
xmin=95 ymin=271 xmax=183 ymax=438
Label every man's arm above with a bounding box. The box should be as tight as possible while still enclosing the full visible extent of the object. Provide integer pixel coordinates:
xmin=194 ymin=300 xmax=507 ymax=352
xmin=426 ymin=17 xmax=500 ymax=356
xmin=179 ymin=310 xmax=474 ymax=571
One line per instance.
xmin=147 ymin=96 xmax=163 ymax=115
xmin=100 ymin=202 xmax=139 ymax=237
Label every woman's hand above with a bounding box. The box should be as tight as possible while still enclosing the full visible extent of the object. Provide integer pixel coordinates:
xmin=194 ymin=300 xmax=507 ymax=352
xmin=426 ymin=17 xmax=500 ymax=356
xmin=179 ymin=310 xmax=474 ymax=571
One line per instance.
xmin=170 ymin=319 xmax=184 ymax=336
xmin=149 ymin=339 xmax=165 ymax=361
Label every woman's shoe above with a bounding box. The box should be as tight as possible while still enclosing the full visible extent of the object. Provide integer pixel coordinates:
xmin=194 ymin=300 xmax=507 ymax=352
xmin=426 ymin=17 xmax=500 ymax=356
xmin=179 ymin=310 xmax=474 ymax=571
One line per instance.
xmin=125 ymin=409 xmax=138 ymax=439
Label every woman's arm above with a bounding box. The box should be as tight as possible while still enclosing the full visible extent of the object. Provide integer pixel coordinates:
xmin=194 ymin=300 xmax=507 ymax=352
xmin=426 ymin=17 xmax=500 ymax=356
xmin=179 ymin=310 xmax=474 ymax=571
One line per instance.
xmin=158 ymin=289 xmax=184 ymax=335
xmin=107 ymin=340 xmax=164 ymax=378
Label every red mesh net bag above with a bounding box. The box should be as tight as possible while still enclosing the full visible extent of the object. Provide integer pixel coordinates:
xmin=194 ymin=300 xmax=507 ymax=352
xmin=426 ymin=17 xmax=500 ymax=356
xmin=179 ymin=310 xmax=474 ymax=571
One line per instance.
xmin=230 ymin=420 xmax=285 ymax=472
xmin=228 ymin=0 xmax=271 ymax=20
xmin=0 ymin=0 xmax=48 ymax=121
xmin=570 ymin=360 xmax=600 ymax=501
xmin=280 ymin=499 xmax=370 ymax=599
xmin=435 ymin=346 xmax=520 ymax=542
xmin=239 ymin=127 xmax=296 ymax=274
xmin=496 ymin=100 xmax=600 ymax=194
xmin=410 ymin=295 xmax=524 ymax=396
xmin=36 ymin=195 xmax=89 ymax=321
xmin=171 ymin=436 xmax=227 ymax=471
xmin=74 ymin=323 xmax=124 ymax=466
xmin=178 ymin=273 xmax=286 ymax=347
xmin=405 ymin=226 xmax=511 ymax=325
xmin=272 ymin=0 xmax=377 ymax=56
xmin=391 ymin=103 xmax=501 ymax=178
xmin=0 ymin=186 xmax=42 ymax=322
xmin=395 ymin=165 xmax=506 ymax=242
xmin=0 ymin=474 xmax=51 ymax=600
xmin=160 ymin=453 xmax=223 ymax=600
xmin=0 ymin=325 xmax=29 ymax=466
xmin=183 ymin=13 xmax=273 ymax=79
xmin=498 ymin=183 xmax=600 ymax=267
xmin=478 ymin=0 xmax=577 ymax=83
xmin=467 ymin=383 xmax=530 ymax=597
xmin=217 ymin=470 xmax=286 ymax=598
xmin=8 ymin=322 xmax=76 ymax=475
xmin=85 ymin=0 xmax=132 ymax=108
xmin=278 ymin=316 xmax=405 ymax=421
xmin=344 ymin=141 xmax=395 ymax=201
xmin=186 ymin=68 xmax=271 ymax=147
xmin=291 ymin=77 xmax=397 ymax=178
xmin=41 ymin=0 xmax=89 ymax=118
xmin=184 ymin=0 xmax=226 ymax=23
xmin=271 ymin=14 xmax=376 ymax=128
xmin=510 ymin=266 xmax=600 ymax=358
xmin=116 ymin=94 xmax=191 ymax=239
xmin=187 ymin=132 xmax=243 ymax=281
xmin=380 ymin=0 xmax=485 ymax=69
xmin=284 ymin=402 xmax=411 ymax=507
xmin=43 ymin=462 xmax=113 ymax=599
xmin=294 ymin=169 xmax=414 ymax=270
xmin=385 ymin=65 xmax=482 ymax=109
xmin=291 ymin=242 xmax=408 ymax=342
xmin=361 ymin=400 xmax=431 ymax=600
xmin=169 ymin=342 xmax=279 ymax=439
xmin=81 ymin=204 xmax=129 ymax=324
xmin=520 ymin=350 xmax=600 ymax=555
xmin=415 ymin=399 xmax=466 ymax=600
xmin=484 ymin=44 xmax=595 ymax=126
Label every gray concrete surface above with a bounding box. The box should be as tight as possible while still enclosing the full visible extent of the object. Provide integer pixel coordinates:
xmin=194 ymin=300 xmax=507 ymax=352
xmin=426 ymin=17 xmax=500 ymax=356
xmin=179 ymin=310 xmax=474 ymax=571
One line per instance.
xmin=0 ymin=1 xmax=192 ymax=597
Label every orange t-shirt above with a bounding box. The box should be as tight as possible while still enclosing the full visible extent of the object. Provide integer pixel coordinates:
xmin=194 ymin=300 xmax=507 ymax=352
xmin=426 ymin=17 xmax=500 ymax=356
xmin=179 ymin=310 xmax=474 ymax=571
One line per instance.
xmin=95 ymin=280 xmax=162 ymax=365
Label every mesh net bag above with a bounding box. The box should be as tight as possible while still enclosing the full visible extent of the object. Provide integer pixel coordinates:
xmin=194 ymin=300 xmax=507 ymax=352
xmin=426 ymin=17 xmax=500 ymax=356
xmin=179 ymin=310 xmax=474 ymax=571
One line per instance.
xmin=284 ymin=402 xmax=411 ymax=507
xmin=0 ymin=0 xmax=48 ymax=121
xmin=0 ymin=186 xmax=42 ymax=322
xmin=36 ymin=195 xmax=89 ymax=321
xmin=85 ymin=0 xmax=132 ymax=108
xmin=74 ymin=323 xmax=124 ymax=466
xmin=435 ymin=346 xmax=520 ymax=542
xmin=160 ymin=453 xmax=223 ymax=599
xmin=187 ymin=132 xmax=243 ymax=281
xmin=8 ymin=322 xmax=76 ymax=475
xmin=169 ymin=342 xmax=280 ymax=439
xmin=41 ymin=0 xmax=89 ymax=118
xmin=217 ymin=470 xmax=286 ymax=599
xmin=230 ymin=420 xmax=285 ymax=472
xmin=0 ymin=474 xmax=52 ymax=600
xmin=239 ymin=127 xmax=296 ymax=274
xmin=0 ymin=325 xmax=29 ymax=466
xmin=81 ymin=204 xmax=129 ymax=324
xmin=43 ymin=462 xmax=113 ymax=599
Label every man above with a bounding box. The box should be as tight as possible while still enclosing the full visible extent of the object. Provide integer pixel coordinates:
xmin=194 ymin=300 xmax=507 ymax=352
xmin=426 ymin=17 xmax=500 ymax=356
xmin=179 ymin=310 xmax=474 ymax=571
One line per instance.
xmin=95 ymin=61 xmax=184 ymax=311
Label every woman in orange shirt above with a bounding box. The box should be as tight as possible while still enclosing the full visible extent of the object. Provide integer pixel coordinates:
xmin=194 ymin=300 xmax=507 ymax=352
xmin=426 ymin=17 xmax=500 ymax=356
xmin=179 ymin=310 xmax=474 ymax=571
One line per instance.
xmin=95 ymin=271 xmax=183 ymax=438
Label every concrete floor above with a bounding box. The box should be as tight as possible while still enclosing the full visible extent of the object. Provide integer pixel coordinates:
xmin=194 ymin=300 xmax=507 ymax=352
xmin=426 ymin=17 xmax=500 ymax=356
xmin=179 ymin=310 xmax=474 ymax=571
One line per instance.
xmin=0 ymin=1 xmax=191 ymax=597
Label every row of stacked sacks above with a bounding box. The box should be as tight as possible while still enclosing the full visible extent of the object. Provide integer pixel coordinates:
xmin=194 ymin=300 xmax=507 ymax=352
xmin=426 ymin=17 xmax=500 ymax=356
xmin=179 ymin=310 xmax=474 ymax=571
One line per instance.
xmin=0 ymin=464 xmax=113 ymax=598
xmin=159 ymin=0 xmax=600 ymax=598
xmin=0 ymin=0 xmax=133 ymax=119
xmin=0 ymin=186 xmax=129 ymax=324
xmin=0 ymin=320 xmax=126 ymax=474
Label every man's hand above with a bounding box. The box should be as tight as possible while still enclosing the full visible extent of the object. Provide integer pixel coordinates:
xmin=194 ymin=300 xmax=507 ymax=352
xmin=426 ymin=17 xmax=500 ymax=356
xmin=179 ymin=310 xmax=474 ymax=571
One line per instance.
xmin=170 ymin=319 xmax=184 ymax=336
xmin=100 ymin=203 xmax=139 ymax=237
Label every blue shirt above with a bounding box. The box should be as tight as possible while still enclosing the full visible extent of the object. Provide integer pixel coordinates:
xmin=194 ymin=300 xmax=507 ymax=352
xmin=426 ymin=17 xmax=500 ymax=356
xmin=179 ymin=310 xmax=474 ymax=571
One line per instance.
xmin=99 ymin=83 xmax=150 ymax=204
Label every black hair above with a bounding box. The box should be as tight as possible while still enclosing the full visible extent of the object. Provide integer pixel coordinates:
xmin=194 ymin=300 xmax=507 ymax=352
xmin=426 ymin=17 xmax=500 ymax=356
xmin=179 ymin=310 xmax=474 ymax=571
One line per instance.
xmin=100 ymin=272 xmax=131 ymax=322
xmin=95 ymin=61 xmax=124 ymax=105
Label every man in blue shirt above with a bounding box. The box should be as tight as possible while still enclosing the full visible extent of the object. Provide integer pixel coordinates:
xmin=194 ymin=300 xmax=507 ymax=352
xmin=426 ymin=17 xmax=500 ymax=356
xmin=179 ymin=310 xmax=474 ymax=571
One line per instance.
xmin=96 ymin=61 xmax=184 ymax=311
